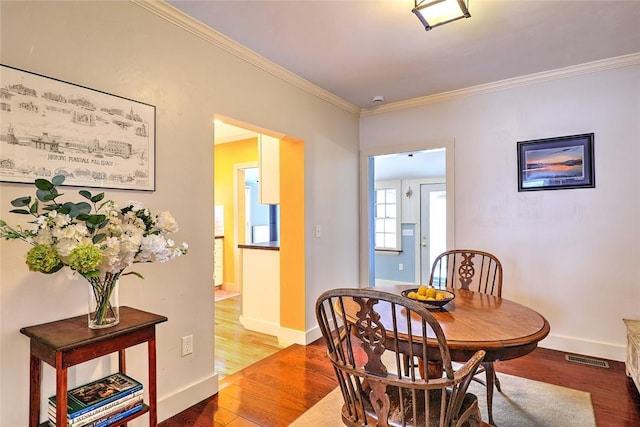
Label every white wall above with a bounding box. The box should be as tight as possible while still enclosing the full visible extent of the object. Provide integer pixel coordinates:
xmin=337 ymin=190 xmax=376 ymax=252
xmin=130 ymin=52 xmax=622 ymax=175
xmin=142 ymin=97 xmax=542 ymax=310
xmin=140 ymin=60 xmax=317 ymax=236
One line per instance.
xmin=360 ymin=63 xmax=640 ymax=361
xmin=0 ymin=1 xmax=359 ymax=426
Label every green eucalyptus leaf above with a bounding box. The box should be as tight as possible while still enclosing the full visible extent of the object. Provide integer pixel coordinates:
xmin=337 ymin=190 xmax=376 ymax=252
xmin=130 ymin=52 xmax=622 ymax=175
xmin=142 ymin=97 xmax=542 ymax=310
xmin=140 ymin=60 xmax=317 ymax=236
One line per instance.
xmin=34 ymin=178 xmax=54 ymax=191
xmin=29 ymin=201 xmax=39 ymax=214
xmin=98 ymin=219 xmax=109 ymax=229
xmin=37 ymin=188 xmax=60 ymax=202
xmin=9 ymin=209 xmax=31 ymax=215
xmin=86 ymin=214 xmax=107 ymax=225
xmin=42 ymin=193 xmax=59 ymax=202
xmin=36 ymin=189 xmax=49 ymax=202
xmin=79 ymin=190 xmax=92 ymax=200
xmin=51 ymin=175 xmax=65 ymax=186
xmin=64 ymin=202 xmax=91 ymax=218
xmin=76 ymin=213 xmax=90 ymax=221
xmin=91 ymin=193 xmax=105 ymax=203
xmin=10 ymin=196 xmax=31 ymax=207
xmin=92 ymin=233 xmax=106 ymax=244
xmin=58 ymin=205 xmax=71 ymax=215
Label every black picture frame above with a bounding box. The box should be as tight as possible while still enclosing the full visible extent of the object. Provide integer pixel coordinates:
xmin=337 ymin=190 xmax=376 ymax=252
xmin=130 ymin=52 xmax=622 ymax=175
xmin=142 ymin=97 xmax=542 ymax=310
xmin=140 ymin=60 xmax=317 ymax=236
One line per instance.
xmin=0 ymin=64 xmax=155 ymax=191
xmin=517 ymin=133 xmax=595 ymax=192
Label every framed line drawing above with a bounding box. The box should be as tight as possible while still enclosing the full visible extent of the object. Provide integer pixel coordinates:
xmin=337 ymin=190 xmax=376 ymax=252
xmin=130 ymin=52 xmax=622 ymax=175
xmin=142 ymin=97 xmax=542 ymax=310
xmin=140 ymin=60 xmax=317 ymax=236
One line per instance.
xmin=0 ymin=64 xmax=155 ymax=191
xmin=517 ymin=133 xmax=595 ymax=192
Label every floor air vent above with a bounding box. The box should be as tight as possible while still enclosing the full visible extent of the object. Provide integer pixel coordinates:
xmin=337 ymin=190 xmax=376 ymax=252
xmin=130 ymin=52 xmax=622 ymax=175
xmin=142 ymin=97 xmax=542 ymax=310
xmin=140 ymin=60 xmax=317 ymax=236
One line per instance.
xmin=565 ymin=354 xmax=609 ymax=368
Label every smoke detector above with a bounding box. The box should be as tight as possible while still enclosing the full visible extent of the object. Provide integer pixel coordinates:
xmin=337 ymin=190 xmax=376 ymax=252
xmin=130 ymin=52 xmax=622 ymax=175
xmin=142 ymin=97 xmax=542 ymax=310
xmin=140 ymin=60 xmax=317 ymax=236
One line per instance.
xmin=372 ymin=95 xmax=385 ymax=105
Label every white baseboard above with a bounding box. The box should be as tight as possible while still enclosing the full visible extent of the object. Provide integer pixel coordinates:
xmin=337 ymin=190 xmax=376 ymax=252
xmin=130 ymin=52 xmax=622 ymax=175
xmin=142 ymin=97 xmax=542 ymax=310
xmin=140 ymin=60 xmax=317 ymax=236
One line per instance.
xmin=156 ymin=373 xmax=219 ymax=424
xmin=275 ymin=324 xmax=322 ymax=346
xmin=540 ymin=334 xmax=626 ymax=362
xmin=239 ymin=315 xmax=281 ymax=337
xmin=239 ymin=316 xmax=322 ymax=347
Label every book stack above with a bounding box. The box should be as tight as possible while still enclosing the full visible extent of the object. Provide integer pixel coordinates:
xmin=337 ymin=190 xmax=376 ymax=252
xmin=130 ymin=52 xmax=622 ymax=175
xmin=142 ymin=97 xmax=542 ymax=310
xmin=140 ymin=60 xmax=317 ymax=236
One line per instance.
xmin=48 ymin=372 xmax=144 ymax=427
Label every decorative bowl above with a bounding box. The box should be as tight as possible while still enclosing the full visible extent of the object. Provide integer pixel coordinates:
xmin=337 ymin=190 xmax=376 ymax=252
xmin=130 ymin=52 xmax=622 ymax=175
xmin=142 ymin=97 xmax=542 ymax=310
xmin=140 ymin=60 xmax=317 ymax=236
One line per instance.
xmin=401 ymin=288 xmax=455 ymax=309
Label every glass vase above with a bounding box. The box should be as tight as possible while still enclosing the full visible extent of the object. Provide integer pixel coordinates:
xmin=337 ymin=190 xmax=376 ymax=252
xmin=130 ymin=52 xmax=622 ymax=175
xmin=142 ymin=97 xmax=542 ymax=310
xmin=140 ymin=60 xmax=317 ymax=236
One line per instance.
xmin=87 ymin=275 xmax=120 ymax=329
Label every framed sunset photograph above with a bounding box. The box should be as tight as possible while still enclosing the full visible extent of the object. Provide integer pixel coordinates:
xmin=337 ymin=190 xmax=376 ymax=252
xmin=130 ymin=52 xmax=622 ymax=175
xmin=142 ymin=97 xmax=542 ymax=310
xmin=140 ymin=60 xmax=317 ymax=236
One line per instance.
xmin=517 ymin=133 xmax=595 ymax=192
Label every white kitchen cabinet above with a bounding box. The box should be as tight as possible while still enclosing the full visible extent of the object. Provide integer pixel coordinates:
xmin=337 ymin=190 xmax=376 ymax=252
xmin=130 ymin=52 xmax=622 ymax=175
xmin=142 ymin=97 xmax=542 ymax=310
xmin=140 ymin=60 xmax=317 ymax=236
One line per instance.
xmin=240 ymin=248 xmax=280 ymax=335
xmin=259 ymin=134 xmax=280 ymax=205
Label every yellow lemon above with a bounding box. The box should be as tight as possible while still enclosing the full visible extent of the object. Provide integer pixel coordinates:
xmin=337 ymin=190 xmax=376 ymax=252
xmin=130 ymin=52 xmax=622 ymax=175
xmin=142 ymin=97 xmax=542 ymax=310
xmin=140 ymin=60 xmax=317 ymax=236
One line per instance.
xmin=417 ymin=285 xmax=428 ymax=296
xmin=407 ymin=291 xmax=418 ymax=299
xmin=435 ymin=293 xmax=445 ymax=301
xmin=426 ymin=287 xmax=437 ymax=298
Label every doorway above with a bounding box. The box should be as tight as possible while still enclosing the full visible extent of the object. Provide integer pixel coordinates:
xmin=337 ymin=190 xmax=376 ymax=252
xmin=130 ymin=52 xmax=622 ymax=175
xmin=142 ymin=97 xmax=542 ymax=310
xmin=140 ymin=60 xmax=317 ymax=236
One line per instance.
xmin=419 ymin=183 xmax=446 ymax=284
xmin=213 ymin=118 xmax=305 ymax=379
xmin=213 ymin=122 xmax=283 ymax=379
xmin=363 ymin=142 xmax=455 ymax=288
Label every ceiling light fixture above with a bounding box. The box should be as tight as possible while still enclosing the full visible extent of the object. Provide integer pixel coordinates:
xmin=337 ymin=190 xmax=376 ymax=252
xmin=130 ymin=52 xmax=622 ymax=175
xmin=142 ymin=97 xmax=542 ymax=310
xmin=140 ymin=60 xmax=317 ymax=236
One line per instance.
xmin=412 ymin=0 xmax=471 ymax=31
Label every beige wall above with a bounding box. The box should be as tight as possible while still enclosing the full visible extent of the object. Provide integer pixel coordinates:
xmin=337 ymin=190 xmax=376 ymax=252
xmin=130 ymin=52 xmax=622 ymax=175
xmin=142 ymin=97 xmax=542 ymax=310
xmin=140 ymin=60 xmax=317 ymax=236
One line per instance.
xmin=0 ymin=1 xmax=360 ymax=426
xmin=360 ymin=61 xmax=640 ymax=361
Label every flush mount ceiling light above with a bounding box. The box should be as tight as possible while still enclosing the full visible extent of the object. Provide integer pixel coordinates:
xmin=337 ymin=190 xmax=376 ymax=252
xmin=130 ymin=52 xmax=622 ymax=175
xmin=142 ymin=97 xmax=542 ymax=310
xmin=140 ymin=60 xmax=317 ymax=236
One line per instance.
xmin=412 ymin=0 xmax=471 ymax=31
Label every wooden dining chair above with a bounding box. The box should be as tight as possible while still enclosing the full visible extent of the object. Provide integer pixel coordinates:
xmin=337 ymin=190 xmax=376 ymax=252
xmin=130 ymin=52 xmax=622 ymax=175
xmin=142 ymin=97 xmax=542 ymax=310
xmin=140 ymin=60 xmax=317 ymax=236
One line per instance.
xmin=316 ymin=288 xmax=486 ymax=427
xmin=429 ymin=249 xmax=503 ymax=297
xmin=428 ymin=249 xmax=503 ymax=421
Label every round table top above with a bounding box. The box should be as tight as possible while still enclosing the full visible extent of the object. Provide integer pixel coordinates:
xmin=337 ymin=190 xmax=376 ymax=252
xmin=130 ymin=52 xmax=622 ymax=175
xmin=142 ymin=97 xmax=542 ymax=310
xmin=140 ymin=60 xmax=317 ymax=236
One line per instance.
xmin=343 ymin=287 xmax=550 ymax=362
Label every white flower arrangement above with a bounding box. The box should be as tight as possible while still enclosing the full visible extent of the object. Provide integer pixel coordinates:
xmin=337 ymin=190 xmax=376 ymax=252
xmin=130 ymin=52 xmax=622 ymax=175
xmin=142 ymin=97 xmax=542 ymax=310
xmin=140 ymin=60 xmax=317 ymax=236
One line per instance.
xmin=0 ymin=175 xmax=187 ymax=327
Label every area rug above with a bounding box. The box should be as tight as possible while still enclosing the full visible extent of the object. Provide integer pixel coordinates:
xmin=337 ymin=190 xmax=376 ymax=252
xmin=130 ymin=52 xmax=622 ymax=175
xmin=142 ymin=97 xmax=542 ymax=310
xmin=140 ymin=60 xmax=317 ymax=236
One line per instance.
xmin=214 ymin=288 xmax=240 ymax=302
xmin=290 ymin=373 xmax=596 ymax=427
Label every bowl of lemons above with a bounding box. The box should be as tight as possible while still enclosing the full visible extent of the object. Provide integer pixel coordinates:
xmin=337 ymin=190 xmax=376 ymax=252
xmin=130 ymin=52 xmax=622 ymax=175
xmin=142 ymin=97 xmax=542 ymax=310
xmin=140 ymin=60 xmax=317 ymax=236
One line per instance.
xmin=401 ymin=285 xmax=455 ymax=309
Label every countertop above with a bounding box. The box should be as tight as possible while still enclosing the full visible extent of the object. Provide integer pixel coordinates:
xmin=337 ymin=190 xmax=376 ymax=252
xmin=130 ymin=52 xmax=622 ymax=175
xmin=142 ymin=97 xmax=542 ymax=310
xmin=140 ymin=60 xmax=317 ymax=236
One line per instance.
xmin=238 ymin=241 xmax=280 ymax=251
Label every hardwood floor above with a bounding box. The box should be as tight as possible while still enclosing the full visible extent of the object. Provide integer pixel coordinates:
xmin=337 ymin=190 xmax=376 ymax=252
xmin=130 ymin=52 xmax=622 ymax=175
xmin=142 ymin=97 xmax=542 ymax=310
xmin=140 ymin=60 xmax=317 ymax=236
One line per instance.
xmin=162 ymin=344 xmax=640 ymax=426
xmin=162 ymin=297 xmax=640 ymax=426
xmin=214 ymin=295 xmax=284 ymax=379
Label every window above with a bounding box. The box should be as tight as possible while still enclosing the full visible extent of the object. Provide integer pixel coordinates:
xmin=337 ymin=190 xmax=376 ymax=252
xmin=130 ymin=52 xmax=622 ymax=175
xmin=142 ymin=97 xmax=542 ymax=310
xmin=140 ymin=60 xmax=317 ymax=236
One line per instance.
xmin=375 ymin=188 xmax=398 ymax=250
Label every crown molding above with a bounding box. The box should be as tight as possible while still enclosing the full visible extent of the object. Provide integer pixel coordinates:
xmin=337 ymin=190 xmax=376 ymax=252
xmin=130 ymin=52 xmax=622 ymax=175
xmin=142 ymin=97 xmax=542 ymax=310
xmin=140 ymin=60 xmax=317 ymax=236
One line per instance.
xmin=133 ymin=1 xmax=639 ymax=120
xmin=360 ymin=52 xmax=640 ymax=117
xmin=132 ymin=0 xmax=360 ymax=116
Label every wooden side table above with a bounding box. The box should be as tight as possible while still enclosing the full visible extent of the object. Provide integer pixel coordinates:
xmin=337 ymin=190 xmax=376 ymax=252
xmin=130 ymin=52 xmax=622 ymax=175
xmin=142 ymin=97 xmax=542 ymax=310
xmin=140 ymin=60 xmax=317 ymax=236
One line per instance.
xmin=20 ymin=306 xmax=167 ymax=427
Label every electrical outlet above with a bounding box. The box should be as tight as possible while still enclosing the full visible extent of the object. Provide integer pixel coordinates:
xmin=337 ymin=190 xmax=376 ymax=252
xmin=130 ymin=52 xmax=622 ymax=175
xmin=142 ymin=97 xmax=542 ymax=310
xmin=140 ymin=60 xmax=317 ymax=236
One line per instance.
xmin=399 ymin=263 xmax=404 ymax=271
xmin=181 ymin=335 xmax=193 ymax=356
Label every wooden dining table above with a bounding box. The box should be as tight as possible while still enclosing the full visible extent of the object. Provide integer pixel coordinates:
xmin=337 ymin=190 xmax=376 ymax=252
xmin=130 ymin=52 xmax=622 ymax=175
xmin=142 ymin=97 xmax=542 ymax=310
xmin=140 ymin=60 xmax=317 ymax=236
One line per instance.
xmin=341 ymin=286 xmax=551 ymax=425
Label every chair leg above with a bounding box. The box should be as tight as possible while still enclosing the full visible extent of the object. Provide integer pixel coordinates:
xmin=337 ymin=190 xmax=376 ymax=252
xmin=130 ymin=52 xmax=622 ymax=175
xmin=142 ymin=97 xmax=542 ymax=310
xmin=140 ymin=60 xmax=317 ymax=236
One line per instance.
xmin=483 ymin=361 xmax=496 ymax=426
xmin=454 ymin=401 xmax=483 ymax=427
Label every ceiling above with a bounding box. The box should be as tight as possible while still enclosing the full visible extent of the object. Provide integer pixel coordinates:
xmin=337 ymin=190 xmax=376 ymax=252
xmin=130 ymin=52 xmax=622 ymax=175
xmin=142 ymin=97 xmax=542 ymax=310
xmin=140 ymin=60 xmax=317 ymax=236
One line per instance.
xmin=176 ymin=0 xmax=639 ymax=181
xmin=167 ymin=0 xmax=640 ymax=109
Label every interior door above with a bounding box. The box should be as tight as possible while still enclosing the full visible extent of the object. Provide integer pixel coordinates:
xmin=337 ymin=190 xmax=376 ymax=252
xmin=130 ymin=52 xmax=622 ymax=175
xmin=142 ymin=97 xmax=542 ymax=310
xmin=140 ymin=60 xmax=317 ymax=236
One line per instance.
xmin=420 ymin=184 xmax=446 ymax=284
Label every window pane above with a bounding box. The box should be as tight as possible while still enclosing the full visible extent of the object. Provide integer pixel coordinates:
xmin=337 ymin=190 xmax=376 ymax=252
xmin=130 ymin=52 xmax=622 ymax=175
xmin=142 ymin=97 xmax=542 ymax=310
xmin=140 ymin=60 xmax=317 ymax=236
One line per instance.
xmin=374 ymin=187 xmax=399 ymax=249
xmin=384 ymin=218 xmax=395 ymax=231
xmin=386 ymin=205 xmax=396 ymax=218
xmin=386 ymin=189 xmax=396 ymax=203
xmin=385 ymin=234 xmax=396 ymax=248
